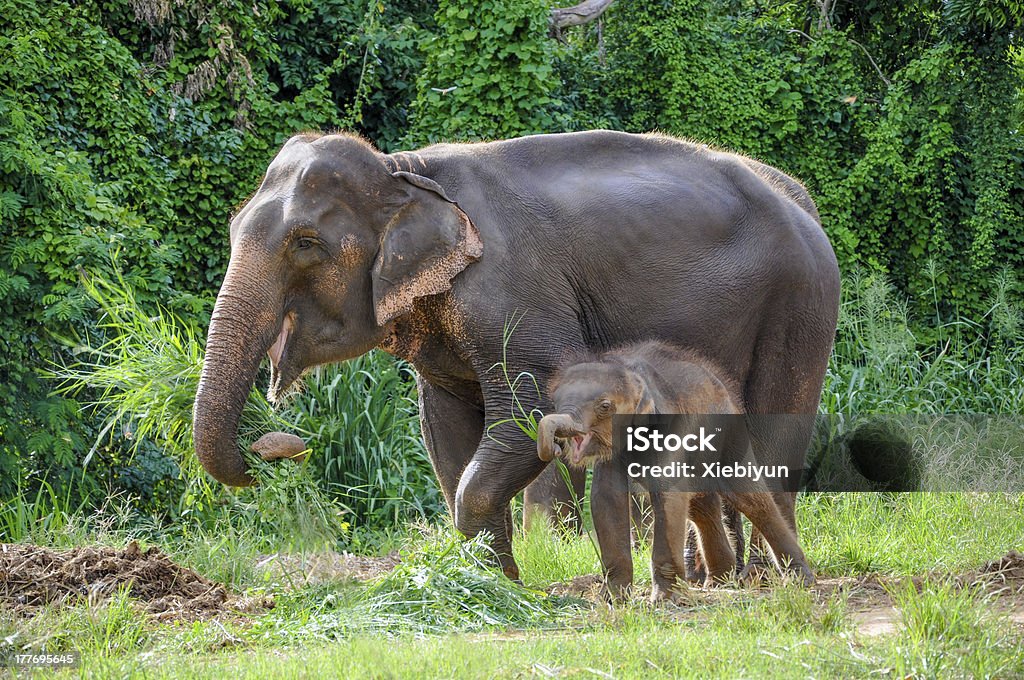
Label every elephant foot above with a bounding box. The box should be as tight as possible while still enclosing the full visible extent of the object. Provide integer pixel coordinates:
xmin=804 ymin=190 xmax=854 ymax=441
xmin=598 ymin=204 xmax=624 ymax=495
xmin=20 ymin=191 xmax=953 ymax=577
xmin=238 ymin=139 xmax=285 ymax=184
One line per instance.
xmin=651 ymin=579 xmax=698 ymax=604
xmin=686 ymin=564 xmax=707 ymax=584
xmin=650 ymin=583 xmax=674 ymax=603
xmin=738 ymin=561 xmax=775 ymax=587
xmin=739 ymin=561 xmax=814 ymax=587
xmin=502 ymin=562 xmax=521 ymax=582
xmin=702 ymin=573 xmax=732 ymax=588
xmin=651 ymin=571 xmax=689 ymax=603
xmin=785 ymin=561 xmax=816 ymax=587
xmin=601 ymin=579 xmax=633 ymax=604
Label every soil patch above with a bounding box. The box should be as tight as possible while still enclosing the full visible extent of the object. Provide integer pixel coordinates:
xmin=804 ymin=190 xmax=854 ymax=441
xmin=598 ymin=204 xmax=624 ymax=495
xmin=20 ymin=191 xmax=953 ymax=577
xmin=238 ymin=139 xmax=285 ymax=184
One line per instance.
xmin=960 ymin=549 xmax=1024 ymax=593
xmin=545 ymin=574 xmax=603 ymax=599
xmin=0 ymin=542 xmax=267 ymax=622
xmin=255 ymin=550 xmax=401 ymax=586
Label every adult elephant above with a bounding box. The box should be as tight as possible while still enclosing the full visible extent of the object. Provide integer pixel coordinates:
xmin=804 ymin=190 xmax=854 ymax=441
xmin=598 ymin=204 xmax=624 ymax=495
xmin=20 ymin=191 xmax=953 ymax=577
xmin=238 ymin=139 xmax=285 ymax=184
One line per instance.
xmin=192 ymin=130 xmax=840 ymax=579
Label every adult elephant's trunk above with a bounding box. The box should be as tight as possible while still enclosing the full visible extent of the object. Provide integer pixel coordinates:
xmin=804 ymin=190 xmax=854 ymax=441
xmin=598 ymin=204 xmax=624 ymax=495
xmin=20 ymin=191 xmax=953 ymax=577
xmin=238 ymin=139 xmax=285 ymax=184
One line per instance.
xmin=193 ymin=267 xmax=279 ymax=487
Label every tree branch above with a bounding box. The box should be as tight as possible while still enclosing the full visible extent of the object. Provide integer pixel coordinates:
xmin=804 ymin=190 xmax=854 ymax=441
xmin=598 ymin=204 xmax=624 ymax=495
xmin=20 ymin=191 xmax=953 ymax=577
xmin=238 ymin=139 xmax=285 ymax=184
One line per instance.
xmin=550 ymin=0 xmax=615 ymax=30
xmin=849 ymin=39 xmax=891 ymax=87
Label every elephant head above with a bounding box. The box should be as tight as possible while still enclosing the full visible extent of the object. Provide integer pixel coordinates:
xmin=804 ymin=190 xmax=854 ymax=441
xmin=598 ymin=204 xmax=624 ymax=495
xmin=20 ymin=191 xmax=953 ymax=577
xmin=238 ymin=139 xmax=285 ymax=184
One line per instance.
xmin=538 ymin=361 xmax=652 ymax=467
xmin=193 ymin=134 xmax=482 ymax=486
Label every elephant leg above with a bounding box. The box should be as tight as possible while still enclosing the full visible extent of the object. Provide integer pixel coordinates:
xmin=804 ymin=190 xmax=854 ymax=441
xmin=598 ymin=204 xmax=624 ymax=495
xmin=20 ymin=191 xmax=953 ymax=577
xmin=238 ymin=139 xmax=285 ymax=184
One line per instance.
xmin=747 ymin=490 xmax=797 ymax=574
xmin=684 ymin=523 xmax=705 ymax=583
xmin=741 ymin=294 xmax=834 ymax=574
xmin=726 ymin=492 xmax=814 ymax=585
xmin=592 ymin=461 xmax=633 ymax=601
xmin=687 ymin=498 xmax=744 ymax=580
xmin=649 ymin=491 xmax=691 ymax=601
xmin=523 ymin=462 xmax=587 ymax=534
xmin=454 ymin=434 xmax=549 ymax=580
xmin=688 ymin=493 xmax=736 ymax=585
xmin=723 ymin=499 xmax=746 ymax=573
xmin=417 ymin=377 xmax=484 ymax=518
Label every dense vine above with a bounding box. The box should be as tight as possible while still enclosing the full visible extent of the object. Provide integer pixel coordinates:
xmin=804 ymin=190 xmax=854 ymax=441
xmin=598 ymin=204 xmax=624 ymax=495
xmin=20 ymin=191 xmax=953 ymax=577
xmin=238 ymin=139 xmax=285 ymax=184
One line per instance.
xmin=1 ymin=0 xmax=1020 ymax=513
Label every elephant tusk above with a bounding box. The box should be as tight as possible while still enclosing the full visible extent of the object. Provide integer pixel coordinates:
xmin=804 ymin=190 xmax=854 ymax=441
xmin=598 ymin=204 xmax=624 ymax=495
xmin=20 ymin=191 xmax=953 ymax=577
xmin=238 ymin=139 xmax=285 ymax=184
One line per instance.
xmin=268 ymin=312 xmax=295 ymax=370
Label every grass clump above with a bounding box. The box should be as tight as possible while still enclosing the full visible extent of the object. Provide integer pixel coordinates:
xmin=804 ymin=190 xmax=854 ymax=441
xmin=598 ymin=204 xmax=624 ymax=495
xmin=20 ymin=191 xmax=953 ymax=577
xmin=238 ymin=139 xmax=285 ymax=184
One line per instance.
xmin=255 ymin=530 xmax=585 ymax=642
xmin=360 ymin=531 xmax=581 ymax=633
xmin=1 ymin=587 xmax=149 ymax=662
xmin=886 ymin=578 xmax=1024 ymax=678
xmin=285 ymin=355 xmax=442 ymax=530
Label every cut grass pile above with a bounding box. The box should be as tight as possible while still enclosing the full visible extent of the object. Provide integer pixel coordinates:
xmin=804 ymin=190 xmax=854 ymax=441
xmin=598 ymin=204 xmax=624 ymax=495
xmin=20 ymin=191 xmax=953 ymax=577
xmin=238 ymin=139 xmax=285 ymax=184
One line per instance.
xmin=248 ymin=531 xmax=584 ymax=642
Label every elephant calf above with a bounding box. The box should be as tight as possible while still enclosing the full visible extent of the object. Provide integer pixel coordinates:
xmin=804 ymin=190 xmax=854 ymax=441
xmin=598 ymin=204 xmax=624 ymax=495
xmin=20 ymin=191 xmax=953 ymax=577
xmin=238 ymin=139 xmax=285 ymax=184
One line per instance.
xmin=537 ymin=340 xmax=813 ymax=601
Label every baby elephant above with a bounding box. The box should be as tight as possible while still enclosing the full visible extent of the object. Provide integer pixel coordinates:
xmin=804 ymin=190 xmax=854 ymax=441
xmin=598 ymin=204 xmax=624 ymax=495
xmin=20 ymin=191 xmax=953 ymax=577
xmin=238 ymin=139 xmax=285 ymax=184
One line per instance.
xmin=537 ymin=341 xmax=813 ymax=601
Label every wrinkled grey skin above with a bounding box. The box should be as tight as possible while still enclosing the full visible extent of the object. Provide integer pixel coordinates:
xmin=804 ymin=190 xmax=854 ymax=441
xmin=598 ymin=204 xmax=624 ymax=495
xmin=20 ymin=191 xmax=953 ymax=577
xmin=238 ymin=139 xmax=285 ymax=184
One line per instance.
xmin=536 ymin=342 xmax=813 ymax=601
xmin=192 ymin=130 xmax=840 ymax=580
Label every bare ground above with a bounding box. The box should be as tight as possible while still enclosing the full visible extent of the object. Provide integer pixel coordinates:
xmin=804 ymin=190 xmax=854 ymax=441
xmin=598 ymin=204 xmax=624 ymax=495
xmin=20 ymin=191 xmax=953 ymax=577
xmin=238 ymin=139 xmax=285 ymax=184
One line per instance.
xmin=254 ymin=550 xmax=401 ymax=586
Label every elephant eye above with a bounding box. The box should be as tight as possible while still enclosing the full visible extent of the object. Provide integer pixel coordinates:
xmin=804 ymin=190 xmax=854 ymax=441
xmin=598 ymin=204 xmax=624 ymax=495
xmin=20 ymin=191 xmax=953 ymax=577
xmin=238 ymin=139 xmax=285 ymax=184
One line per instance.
xmin=296 ymin=237 xmax=315 ymax=250
xmin=596 ymin=400 xmax=614 ymax=417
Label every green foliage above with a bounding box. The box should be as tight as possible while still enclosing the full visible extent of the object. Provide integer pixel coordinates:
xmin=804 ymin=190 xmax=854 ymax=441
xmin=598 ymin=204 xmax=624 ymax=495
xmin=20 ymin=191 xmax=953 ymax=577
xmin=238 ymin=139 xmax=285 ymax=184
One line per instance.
xmin=404 ymin=0 xmax=563 ymax=144
xmin=267 ymin=0 xmax=433 ymax=151
xmin=0 ymin=0 xmax=434 ymax=503
xmin=357 ymin=530 xmax=578 ymax=634
xmin=556 ymin=0 xmax=1023 ymax=314
xmin=255 ymin=530 xmax=581 ymax=640
xmin=0 ymin=1 xmax=177 ymax=498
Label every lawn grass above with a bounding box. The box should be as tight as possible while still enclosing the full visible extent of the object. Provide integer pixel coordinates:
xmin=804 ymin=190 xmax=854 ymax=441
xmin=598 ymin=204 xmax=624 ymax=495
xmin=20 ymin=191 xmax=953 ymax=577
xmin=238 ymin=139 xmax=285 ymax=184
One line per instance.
xmin=3 ymin=491 xmax=1022 ymax=679
xmin=10 ymin=566 xmax=1022 ymax=679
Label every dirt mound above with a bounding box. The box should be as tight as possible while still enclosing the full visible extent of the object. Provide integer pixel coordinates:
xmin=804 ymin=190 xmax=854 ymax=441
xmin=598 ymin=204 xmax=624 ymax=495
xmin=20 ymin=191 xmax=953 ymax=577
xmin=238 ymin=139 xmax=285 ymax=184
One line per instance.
xmin=0 ymin=542 xmax=261 ymax=621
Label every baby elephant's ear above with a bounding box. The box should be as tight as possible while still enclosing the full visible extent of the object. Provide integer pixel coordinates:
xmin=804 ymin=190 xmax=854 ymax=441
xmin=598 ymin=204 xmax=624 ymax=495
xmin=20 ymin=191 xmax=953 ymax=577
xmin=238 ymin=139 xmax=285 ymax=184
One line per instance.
xmin=372 ymin=171 xmax=483 ymax=325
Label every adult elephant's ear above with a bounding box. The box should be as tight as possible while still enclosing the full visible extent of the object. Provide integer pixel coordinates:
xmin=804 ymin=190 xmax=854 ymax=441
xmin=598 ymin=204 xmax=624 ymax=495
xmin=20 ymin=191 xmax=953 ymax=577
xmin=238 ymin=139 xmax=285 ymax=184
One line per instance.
xmin=372 ymin=171 xmax=483 ymax=325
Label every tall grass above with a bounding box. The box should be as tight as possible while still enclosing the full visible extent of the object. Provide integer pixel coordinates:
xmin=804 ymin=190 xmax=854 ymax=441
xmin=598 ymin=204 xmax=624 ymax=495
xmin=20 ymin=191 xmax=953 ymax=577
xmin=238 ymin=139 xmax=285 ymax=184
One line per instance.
xmin=0 ymin=480 xmax=82 ymax=543
xmin=286 ymin=355 xmax=441 ymax=530
xmin=823 ymin=267 xmax=1024 ymax=414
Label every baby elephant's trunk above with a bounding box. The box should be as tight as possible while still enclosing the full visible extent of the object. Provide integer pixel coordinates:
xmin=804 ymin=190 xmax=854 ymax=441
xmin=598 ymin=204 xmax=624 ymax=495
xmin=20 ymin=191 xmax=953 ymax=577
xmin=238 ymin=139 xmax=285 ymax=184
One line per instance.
xmin=537 ymin=413 xmax=583 ymax=462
